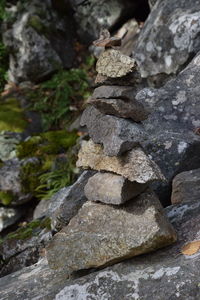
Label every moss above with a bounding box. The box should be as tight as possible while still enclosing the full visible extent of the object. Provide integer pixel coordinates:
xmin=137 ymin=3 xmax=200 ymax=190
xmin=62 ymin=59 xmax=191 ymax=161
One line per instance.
xmin=27 ymin=15 xmax=47 ymax=34
xmin=0 ymin=191 xmax=14 ymax=206
xmin=20 ymin=159 xmax=42 ymax=196
xmin=16 ymin=136 xmax=42 ymax=159
xmin=0 ymin=98 xmax=28 ymax=132
xmin=4 ymin=217 xmax=51 ymax=241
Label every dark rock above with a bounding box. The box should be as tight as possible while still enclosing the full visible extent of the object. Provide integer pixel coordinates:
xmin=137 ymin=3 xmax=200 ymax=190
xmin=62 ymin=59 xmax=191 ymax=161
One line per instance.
xmin=135 ymin=0 xmax=200 ymax=77
xmin=171 ymin=168 xmax=200 ymax=204
xmin=84 ymin=172 xmax=147 ymax=205
xmin=3 ymin=0 xmax=75 ymax=83
xmin=46 ymin=189 xmax=176 ymax=272
xmin=1 ymin=201 xmax=199 ymax=299
xmin=0 ymin=207 xmax=22 ymax=232
xmin=50 ymin=171 xmax=96 ymax=231
xmin=80 ymin=106 xmax=147 ymax=156
xmin=92 ymin=85 xmax=137 ymax=100
xmin=136 ymin=53 xmax=200 ymax=203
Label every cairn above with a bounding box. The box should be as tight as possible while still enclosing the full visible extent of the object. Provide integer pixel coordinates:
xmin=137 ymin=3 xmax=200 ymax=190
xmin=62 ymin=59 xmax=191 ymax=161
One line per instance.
xmin=46 ymin=31 xmax=177 ymax=274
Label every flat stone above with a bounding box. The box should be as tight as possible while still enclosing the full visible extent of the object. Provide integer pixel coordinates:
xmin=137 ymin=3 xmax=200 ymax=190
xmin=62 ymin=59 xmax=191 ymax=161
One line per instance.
xmin=92 ymin=85 xmax=137 ymax=100
xmin=53 ymin=201 xmax=200 ymax=300
xmin=80 ymin=106 xmax=147 ymax=156
xmin=1 ymin=200 xmax=199 ymax=299
xmin=84 ymin=172 xmax=147 ymax=205
xmin=171 ymin=168 xmax=200 ymax=204
xmin=0 ymin=207 xmax=22 ymax=232
xmin=46 ymin=189 xmax=176 ymax=272
xmin=76 ymin=140 xmax=165 ymax=184
xmin=96 ymin=49 xmax=136 ymax=78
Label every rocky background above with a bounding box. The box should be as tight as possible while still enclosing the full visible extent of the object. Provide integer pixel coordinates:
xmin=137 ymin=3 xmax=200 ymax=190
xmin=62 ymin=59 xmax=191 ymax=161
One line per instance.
xmin=0 ymin=0 xmax=200 ymax=299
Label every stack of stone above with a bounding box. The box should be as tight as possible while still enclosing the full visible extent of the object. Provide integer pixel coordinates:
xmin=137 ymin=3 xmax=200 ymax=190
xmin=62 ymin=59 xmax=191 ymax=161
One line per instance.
xmin=46 ymin=34 xmax=177 ymax=274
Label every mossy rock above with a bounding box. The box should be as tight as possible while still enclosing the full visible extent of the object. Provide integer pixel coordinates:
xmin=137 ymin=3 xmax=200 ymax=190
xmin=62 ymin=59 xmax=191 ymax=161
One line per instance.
xmin=27 ymin=15 xmax=48 ymax=35
xmin=0 ymin=98 xmax=28 ymax=132
xmin=0 ymin=191 xmax=14 ymax=206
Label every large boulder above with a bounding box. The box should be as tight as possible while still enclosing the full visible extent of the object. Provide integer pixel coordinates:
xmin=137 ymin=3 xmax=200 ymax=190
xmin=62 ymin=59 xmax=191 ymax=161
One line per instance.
xmin=3 ymin=0 xmax=75 ymax=83
xmin=81 ymin=106 xmax=147 ymax=156
xmin=135 ymin=0 xmax=200 ymax=77
xmin=136 ymin=53 xmax=200 ymax=203
xmin=46 ymin=189 xmax=176 ymax=272
xmin=0 ymin=200 xmax=199 ymax=299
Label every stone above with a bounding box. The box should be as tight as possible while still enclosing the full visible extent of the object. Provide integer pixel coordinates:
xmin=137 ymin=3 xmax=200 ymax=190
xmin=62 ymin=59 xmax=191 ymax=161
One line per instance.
xmin=135 ymin=0 xmax=200 ymax=77
xmin=148 ymin=0 xmax=158 ymax=9
xmin=0 ymin=132 xmax=21 ymax=162
xmin=2 ymin=0 xmax=75 ymax=83
xmin=88 ymin=97 xmax=149 ymax=122
xmin=171 ymin=168 xmax=200 ymax=204
xmin=76 ymin=140 xmax=165 ymax=184
xmin=0 ymin=207 xmax=22 ymax=232
xmin=52 ymin=200 xmax=200 ymax=300
xmin=0 ymin=219 xmax=52 ymax=277
xmin=46 ymin=189 xmax=176 ymax=272
xmin=70 ymin=0 xmax=140 ymax=42
xmin=50 ymin=171 xmax=96 ymax=231
xmin=136 ymin=53 xmax=200 ymax=203
xmin=96 ymin=49 xmax=136 ymax=78
xmin=80 ymin=106 xmax=147 ymax=156
xmin=84 ymin=172 xmax=147 ymax=205
xmin=92 ymin=85 xmax=136 ymax=100
xmin=1 ymin=200 xmax=199 ymax=299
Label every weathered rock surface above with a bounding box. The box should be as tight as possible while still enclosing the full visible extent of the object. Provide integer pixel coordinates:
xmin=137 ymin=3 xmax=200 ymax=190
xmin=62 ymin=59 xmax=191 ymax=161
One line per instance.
xmin=70 ymin=0 xmax=142 ymax=42
xmin=88 ymin=85 xmax=149 ymax=121
xmin=0 ymin=219 xmax=52 ymax=277
xmin=47 ymin=189 xmax=176 ymax=272
xmin=96 ymin=49 xmax=136 ymax=78
xmin=136 ymin=52 xmax=200 ymax=203
xmin=49 ymin=171 xmax=96 ymax=231
xmin=0 ymin=132 xmax=21 ymax=162
xmin=81 ymin=106 xmax=147 ymax=156
xmin=53 ymin=200 xmax=200 ymax=300
xmin=171 ymin=168 xmax=200 ymax=204
xmin=135 ymin=0 xmax=200 ymax=77
xmin=1 ymin=200 xmax=199 ymax=299
xmin=76 ymin=140 xmax=164 ymax=183
xmin=3 ymin=0 xmax=75 ymax=83
xmin=84 ymin=172 xmax=147 ymax=205
xmin=0 ymin=207 xmax=22 ymax=232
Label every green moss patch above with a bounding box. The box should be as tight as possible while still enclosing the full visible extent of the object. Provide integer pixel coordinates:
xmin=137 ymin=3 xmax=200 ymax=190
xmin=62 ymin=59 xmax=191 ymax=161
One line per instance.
xmin=0 ymin=191 xmax=14 ymax=206
xmin=0 ymin=98 xmax=28 ymax=132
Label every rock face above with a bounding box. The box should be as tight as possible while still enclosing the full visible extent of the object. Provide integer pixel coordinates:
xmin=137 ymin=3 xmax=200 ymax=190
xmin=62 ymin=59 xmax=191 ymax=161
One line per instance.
xmin=53 ymin=200 xmax=200 ymax=300
xmin=137 ymin=52 xmax=200 ymax=202
xmin=84 ymin=172 xmax=147 ymax=205
xmin=81 ymin=106 xmax=147 ymax=156
xmin=96 ymin=49 xmax=136 ymax=78
xmin=77 ymin=140 xmax=164 ymax=183
xmin=3 ymin=0 xmax=75 ymax=83
xmin=88 ymin=85 xmax=149 ymax=121
xmin=171 ymin=168 xmax=200 ymax=204
xmin=0 ymin=200 xmax=199 ymax=299
xmin=46 ymin=189 xmax=176 ymax=272
xmin=0 ymin=207 xmax=22 ymax=232
xmin=50 ymin=171 xmax=96 ymax=231
xmin=135 ymin=0 xmax=200 ymax=77
xmin=0 ymin=132 xmax=21 ymax=162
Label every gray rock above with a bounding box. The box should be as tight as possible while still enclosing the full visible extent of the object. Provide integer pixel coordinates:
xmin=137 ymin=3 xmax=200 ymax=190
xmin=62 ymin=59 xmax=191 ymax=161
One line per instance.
xmin=171 ymin=168 xmax=200 ymax=204
xmin=50 ymin=171 xmax=96 ymax=231
xmin=136 ymin=52 xmax=200 ymax=203
xmin=0 ymin=132 xmax=21 ymax=162
xmin=80 ymin=106 xmax=147 ymax=156
xmin=3 ymin=0 xmax=75 ymax=83
xmin=46 ymin=189 xmax=176 ymax=272
xmin=1 ymin=201 xmax=199 ymax=299
xmin=53 ymin=200 xmax=200 ymax=300
xmin=77 ymin=140 xmax=165 ymax=184
xmin=0 ymin=157 xmax=40 ymax=206
xmin=84 ymin=172 xmax=147 ymax=205
xmin=92 ymin=85 xmax=137 ymax=100
xmin=148 ymin=0 xmax=158 ymax=9
xmin=70 ymin=0 xmax=139 ymax=42
xmin=0 ymin=207 xmax=22 ymax=232
xmin=135 ymin=0 xmax=200 ymax=77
